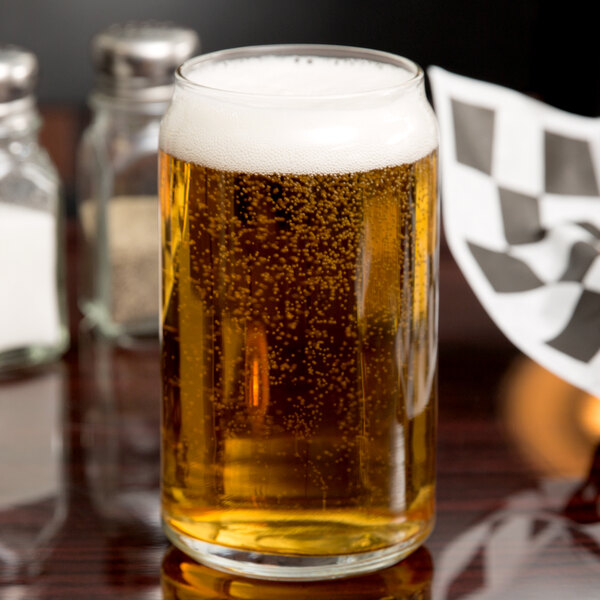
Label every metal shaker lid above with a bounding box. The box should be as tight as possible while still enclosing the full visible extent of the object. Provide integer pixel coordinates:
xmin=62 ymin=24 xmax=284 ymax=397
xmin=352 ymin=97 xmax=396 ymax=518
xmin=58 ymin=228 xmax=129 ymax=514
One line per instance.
xmin=91 ymin=22 xmax=200 ymax=100
xmin=0 ymin=44 xmax=38 ymax=104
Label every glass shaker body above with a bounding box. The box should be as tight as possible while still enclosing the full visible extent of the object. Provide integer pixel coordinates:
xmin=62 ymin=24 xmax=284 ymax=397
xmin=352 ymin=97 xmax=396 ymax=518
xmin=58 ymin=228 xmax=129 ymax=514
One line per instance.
xmin=78 ymin=94 xmax=166 ymax=339
xmin=0 ymin=99 xmax=69 ymax=371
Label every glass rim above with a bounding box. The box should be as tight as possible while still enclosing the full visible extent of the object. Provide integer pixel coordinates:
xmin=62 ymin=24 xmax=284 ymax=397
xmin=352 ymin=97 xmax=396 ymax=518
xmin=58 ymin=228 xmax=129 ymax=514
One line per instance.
xmin=175 ymin=44 xmax=424 ymax=100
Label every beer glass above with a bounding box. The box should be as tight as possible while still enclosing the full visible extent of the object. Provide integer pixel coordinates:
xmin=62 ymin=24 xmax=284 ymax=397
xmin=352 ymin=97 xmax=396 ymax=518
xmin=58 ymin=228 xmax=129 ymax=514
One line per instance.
xmin=159 ymin=44 xmax=439 ymax=581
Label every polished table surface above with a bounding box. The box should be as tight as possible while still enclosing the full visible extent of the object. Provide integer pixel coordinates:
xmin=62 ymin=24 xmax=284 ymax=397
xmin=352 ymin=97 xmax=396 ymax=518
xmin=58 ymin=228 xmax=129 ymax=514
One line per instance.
xmin=2 ymin=108 xmax=599 ymax=598
xmin=2 ymin=230 xmax=599 ymax=600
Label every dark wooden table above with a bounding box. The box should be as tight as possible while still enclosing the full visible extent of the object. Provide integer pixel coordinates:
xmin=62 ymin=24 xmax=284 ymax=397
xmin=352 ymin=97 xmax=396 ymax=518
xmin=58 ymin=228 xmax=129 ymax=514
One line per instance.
xmin=1 ymin=109 xmax=599 ymax=598
xmin=2 ymin=234 xmax=598 ymax=600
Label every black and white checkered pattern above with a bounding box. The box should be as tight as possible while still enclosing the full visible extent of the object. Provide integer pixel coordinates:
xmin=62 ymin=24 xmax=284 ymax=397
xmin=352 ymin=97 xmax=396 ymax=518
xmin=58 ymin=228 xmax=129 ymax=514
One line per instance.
xmin=429 ymin=67 xmax=600 ymax=397
xmin=433 ymin=479 xmax=600 ymax=598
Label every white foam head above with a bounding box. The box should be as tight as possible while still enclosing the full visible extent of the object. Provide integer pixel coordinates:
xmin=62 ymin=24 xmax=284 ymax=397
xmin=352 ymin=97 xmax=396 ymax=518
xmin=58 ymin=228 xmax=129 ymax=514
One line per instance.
xmin=160 ymin=47 xmax=438 ymax=174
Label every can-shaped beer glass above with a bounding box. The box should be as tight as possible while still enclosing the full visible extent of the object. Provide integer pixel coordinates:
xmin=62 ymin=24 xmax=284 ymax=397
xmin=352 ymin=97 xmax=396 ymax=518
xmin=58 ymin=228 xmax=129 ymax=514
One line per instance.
xmin=159 ymin=44 xmax=439 ymax=581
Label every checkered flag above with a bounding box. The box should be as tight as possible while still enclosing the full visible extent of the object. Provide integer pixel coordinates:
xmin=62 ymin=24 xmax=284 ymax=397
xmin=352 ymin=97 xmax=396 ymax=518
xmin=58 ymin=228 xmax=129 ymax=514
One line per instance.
xmin=428 ymin=67 xmax=600 ymax=398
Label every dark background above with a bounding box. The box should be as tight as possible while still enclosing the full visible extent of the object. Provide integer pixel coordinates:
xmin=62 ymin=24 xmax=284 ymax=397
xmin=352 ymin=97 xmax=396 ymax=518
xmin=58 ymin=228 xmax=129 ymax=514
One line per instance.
xmin=1 ymin=0 xmax=597 ymax=115
xmin=1 ymin=0 xmax=596 ymax=246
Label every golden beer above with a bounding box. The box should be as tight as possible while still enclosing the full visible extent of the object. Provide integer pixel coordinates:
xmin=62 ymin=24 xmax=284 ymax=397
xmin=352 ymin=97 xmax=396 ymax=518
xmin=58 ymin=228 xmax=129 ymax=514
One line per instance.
xmin=160 ymin=45 xmax=439 ymax=580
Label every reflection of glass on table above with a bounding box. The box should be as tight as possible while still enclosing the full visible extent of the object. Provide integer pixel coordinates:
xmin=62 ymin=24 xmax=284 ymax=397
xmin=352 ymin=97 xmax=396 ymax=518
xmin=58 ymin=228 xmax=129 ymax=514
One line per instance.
xmin=161 ymin=545 xmax=433 ymax=599
xmin=79 ymin=327 xmax=161 ymax=528
xmin=0 ymin=365 xmax=67 ymax=583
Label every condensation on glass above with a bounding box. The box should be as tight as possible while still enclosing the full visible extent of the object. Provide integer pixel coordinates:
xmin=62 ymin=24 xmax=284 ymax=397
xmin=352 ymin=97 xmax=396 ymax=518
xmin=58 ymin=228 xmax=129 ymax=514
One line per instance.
xmin=0 ymin=364 xmax=67 ymax=582
xmin=159 ymin=44 xmax=439 ymax=581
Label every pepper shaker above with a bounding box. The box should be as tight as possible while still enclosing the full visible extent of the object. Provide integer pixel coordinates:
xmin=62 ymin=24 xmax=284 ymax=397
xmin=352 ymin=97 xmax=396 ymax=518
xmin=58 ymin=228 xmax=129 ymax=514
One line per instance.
xmin=77 ymin=22 xmax=199 ymax=341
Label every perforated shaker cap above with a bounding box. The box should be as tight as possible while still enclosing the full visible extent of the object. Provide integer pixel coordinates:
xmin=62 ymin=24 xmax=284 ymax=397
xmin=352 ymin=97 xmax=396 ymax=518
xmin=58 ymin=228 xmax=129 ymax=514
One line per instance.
xmin=0 ymin=44 xmax=38 ymax=104
xmin=91 ymin=22 xmax=200 ymax=100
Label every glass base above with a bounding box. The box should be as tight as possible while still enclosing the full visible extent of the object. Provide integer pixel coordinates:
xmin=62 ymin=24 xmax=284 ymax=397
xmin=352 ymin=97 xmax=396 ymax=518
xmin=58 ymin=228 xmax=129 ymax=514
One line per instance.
xmin=163 ymin=519 xmax=431 ymax=581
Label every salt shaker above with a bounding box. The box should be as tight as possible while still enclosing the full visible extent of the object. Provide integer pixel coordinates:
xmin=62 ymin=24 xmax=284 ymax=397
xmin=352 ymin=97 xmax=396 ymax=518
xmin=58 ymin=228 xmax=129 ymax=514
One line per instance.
xmin=77 ymin=23 xmax=199 ymax=340
xmin=0 ymin=45 xmax=68 ymax=371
